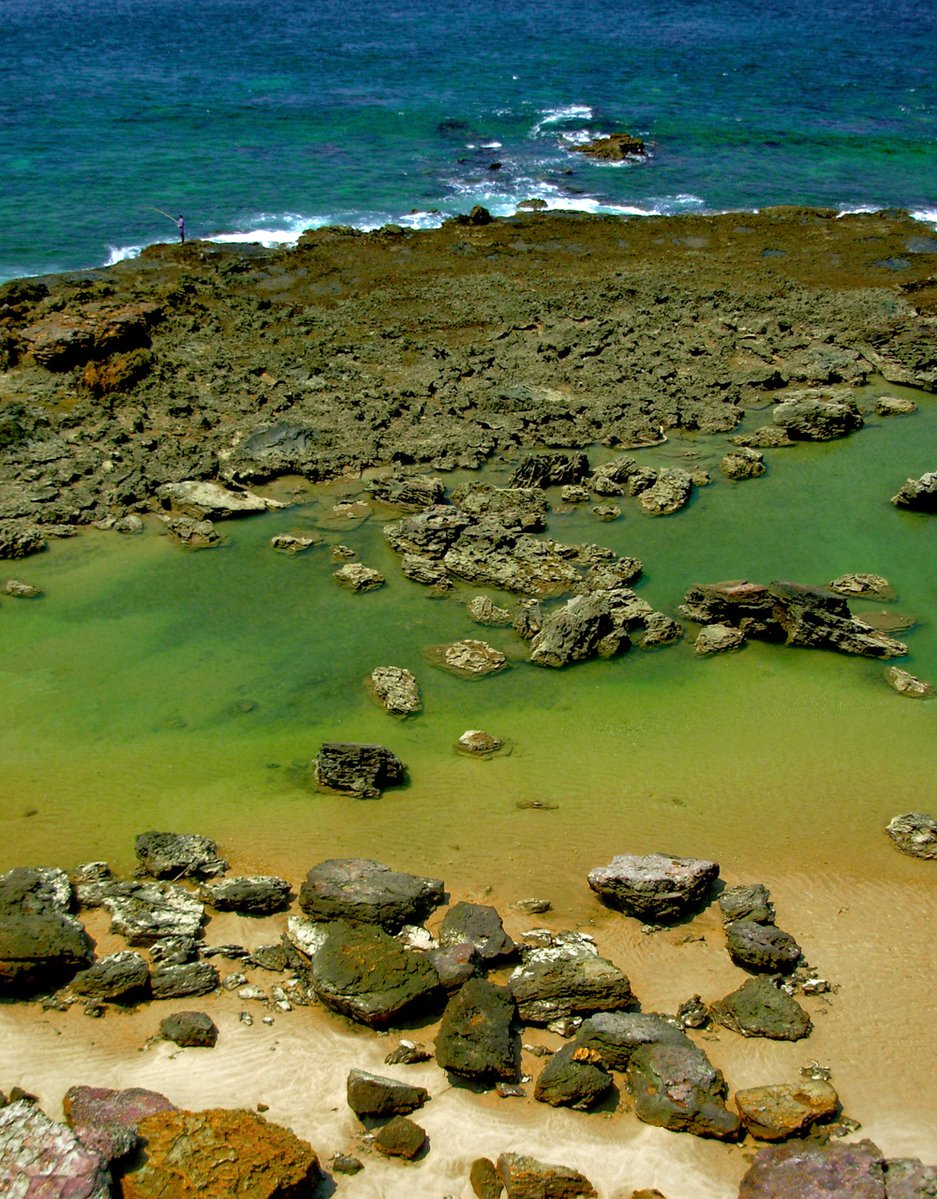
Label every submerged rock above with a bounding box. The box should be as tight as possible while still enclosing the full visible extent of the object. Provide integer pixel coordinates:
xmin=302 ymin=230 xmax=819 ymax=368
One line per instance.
xmin=636 ymin=467 xmax=693 ymax=515
xmin=587 ymin=852 xmax=719 ymax=922
xmin=496 ymin=1152 xmax=597 ymax=1198
xmin=828 ymin=572 xmax=894 ymax=599
xmin=368 ymin=665 xmax=422 ymax=716
xmin=885 ymin=812 xmax=937 ymax=859
xmin=456 ymin=729 xmax=503 ymax=756
xmin=298 ymin=858 xmax=444 ymax=930
xmin=134 ymin=831 xmax=227 ymax=880
xmin=333 ymin=561 xmax=385 ymax=591
xmin=711 ymin=976 xmax=812 ymax=1040
xmin=346 ymin=1069 xmax=428 ymax=1118
xmin=884 ymin=666 xmax=934 ymax=699
xmin=157 ymin=480 xmax=283 ymax=520
xmin=0 ymin=1099 xmax=112 ymax=1199
xmin=435 ymin=978 xmax=518 ymax=1082
xmin=313 ymin=741 xmax=406 ymax=797
xmin=892 ymin=470 xmax=937 ymax=512
xmin=627 ymin=1041 xmax=742 ymax=1140
xmin=427 ymin=638 xmax=508 ymax=677
xmin=720 ymin=447 xmax=765 ymax=480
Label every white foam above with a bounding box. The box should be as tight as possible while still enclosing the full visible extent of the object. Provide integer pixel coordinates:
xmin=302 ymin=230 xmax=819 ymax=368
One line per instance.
xmin=104 ymin=243 xmax=144 ymax=266
xmin=530 ymin=103 xmax=594 ymax=138
xmin=910 ymin=207 xmax=937 ymax=227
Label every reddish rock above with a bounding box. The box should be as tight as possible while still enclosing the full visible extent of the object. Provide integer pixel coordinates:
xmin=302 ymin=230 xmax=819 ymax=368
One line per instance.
xmin=497 ymin=1152 xmax=597 ymax=1198
xmin=738 ymin=1139 xmax=886 ymax=1199
xmin=0 ymin=1099 xmax=112 ymax=1197
xmin=121 ymin=1107 xmax=320 ymax=1198
xmin=63 ymin=1084 xmax=176 ymax=1162
xmin=734 ymin=1080 xmax=839 ymax=1140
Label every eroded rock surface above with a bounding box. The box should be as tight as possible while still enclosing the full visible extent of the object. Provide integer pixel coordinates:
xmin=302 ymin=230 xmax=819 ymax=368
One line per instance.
xmin=587 ymin=853 xmax=719 ymax=922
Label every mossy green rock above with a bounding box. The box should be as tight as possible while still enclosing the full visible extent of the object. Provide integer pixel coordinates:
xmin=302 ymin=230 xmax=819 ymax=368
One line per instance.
xmin=711 ymin=976 xmax=811 ymax=1040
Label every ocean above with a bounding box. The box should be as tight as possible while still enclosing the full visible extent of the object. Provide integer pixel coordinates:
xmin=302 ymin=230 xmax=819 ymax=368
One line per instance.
xmin=2 ymin=0 xmax=936 ymax=283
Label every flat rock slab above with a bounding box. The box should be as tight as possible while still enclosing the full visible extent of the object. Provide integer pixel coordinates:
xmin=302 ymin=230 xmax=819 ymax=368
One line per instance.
xmin=150 ymin=961 xmax=219 ymax=999
xmin=497 ymin=1152 xmax=597 ymax=1198
xmin=0 ymin=866 xmax=93 ymax=996
xmin=738 ymin=1139 xmax=887 ymax=1199
xmin=310 ymin=920 xmax=441 ymax=1027
xmin=711 ymin=976 xmax=812 ymax=1040
xmin=134 ymin=831 xmax=228 ymax=879
xmin=435 ymin=977 xmax=517 ymax=1082
xmin=509 ymin=942 xmax=634 ymax=1024
xmin=157 ymin=480 xmax=283 ymax=520
xmin=587 ymin=853 xmax=719 ymax=922
xmin=63 ymin=1085 xmax=176 ymax=1163
xmin=0 ymin=1100 xmax=112 ymax=1198
xmin=103 ymin=881 xmax=204 ymax=945
xmin=627 ymin=1042 xmax=741 ymax=1140
xmin=299 ymin=857 xmax=444 ymax=931
xmin=313 ymin=742 xmax=406 ymax=798
xmin=121 ymin=1108 xmax=320 ymax=1199
xmin=346 ymin=1069 xmax=428 ymax=1119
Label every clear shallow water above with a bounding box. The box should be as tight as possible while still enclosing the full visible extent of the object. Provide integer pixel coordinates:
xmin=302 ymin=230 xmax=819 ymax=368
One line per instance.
xmin=1 ymin=0 xmax=936 ymax=281
xmin=2 ymin=382 xmax=935 ymax=893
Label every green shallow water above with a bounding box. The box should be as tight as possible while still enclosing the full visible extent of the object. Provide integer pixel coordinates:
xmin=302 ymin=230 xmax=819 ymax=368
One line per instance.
xmin=3 ymin=384 xmax=936 ymax=902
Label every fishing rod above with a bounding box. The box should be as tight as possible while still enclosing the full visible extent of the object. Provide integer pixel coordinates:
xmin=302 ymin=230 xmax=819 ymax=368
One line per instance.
xmin=150 ymin=207 xmax=179 ymax=224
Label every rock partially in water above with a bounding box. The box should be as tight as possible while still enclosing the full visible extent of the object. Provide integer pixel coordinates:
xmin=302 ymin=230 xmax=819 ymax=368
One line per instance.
xmin=427 ymin=638 xmax=508 ymax=677
xmin=0 ymin=866 xmax=93 ymax=996
xmin=828 ymin=572 xmax=894 ymax=599
xmin=63 ymin=1085 xmax=176 ymax=1163
xmin=346 ymin=1068 xmax=428 ymax=1118
xmin=435 ymin=977 xmax=518 ymax=1082
xmin=574 ymin=1010 xmax=691 ymax=1071
xmin=0 ymin=577 xmax=40 ymax=597
xmin=373 ymin=1115 xmax=426 ymax=1160
xmin=636 ymin=467 xmax=693 ymax=515
xmin=884 ymin=666 xmax=934 ymax=699
xmin=456 ymin=729 xmax=504 ymax=756
xmin=892 ymin=470 xmax=937 ymax=513
xmin=574 ymin=132 xmax=645 ymax=159
xmin=121 ymin=1107 xmax=320 ymax=1199
xmin=466 ymin=594 xmax=514 ymax=626
xmin=720 ymin=447 xmax=765 ymax=480
xmin=885 ymin=811 xmax=937 ymax=859
xmin=724 ymin=919 xmax=802 ymax=973
xmin=587 ymin=852 xmax=719 ymax=922
xmin=160 ymin=1010 xmax=219 ymax=1048
xmin=529 ymin=593 xmax=630 ymax=668
xmin=313 ymin=741 xmax=407 ymax=798
xmin=333 ymin=561 xmax=385 ymax=591
xmin=0 ymin=1099 xmax=112 ymax=1198
xmin=695 ymin=623 xmax=746 ymax=654
xmin=70 ymin=950 xmax=150 ymax=1002
xmin=497 ymin=1152 xmax=597 ymax=1198
xmin=161 ymin=515 xmax=220 ymax=548
xmin=0 ymin=521 xmax=45 ymax=559
xmin=734 ymin=1079 xmax=840 ymax=1141
xmin=627 ymin=1041 xmax=742 ymax=1140
xmin=368 ymin=473 xmax=445 ymax=510
xmin=509 ymin=452 xmax=591 ymax=489
xmin=368 ymin=665 xmax=422 ymax=716
xmin=134 ymin=831 xmax=228 ymax=880
xmin=738 ymin=1138 xmax=887 ymax=1199
xmin=533 ymin=1043 xmax=613 ymax=1110
xmin=299 ymin=857 xmax=444 ymax=930
xmin=875 ymin=395 xmax=917 ymax=415
xmin=711 ymin=976 xmax=812 ymax=1040
xmin=772 ymin=397 xmax=863 ymax=441
xmin=270 ymin=532 xmax=320 ymax=553
xmin=509 ymin=941 xmax=634 ymax=1025
xmin=200 ymin=875 xmax=292 ymax=914
xmin=157 ymin=479 xmax=283 ymax=520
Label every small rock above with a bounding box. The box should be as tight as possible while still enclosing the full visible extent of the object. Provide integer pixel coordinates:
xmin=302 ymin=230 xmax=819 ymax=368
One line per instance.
xmin=159 ymin=1011 xmax=218 ymax=1048
xmin=591 ymin=503 xmax=621 ymax=520
xmin=333 ymin=562 xmax=385 ymax=591
xmin=150 ymin=961 xmax=219 ymax=1000
xmin=720 ymin=448 xmax=765 ymax=480
xmin=875 ymin=395 xmax=917 ymax=416
xmin=497 ymin=1152 xmax=597 ymax=1198
xmin=695 ymin=623 xmax=746 ymax=654
xmin=270 ymin=533 xmax=319 ymax=553
xmin=534 ymin=1043 xmax=612 ymax=1110
xmin=346 ymin=1069 xmax=428 ymax=1119
xmin=427 ymin=638 xmax=507 ymax=677
xmin=368 ymin=666 xmax=422 ymax=716
xmin=470 ymin=1156 xmax=503 ymax=1199
xmin=384 ymin=1040 xmax=432 ymax=1066
xmin=372 ymin=1115 xmax=426 ymax=1159
xmin=467 ymin=595 xmax=513 ymax=626
xmin=1 ymin=578 xmax=41 ymax=597
xmin=734 ymin=1079 xmax=840 ymax=1141
xmin=885 ymin=812 xmax=937 ymax=859
xmin=456 ymin=729 xmax=504 ymax=756
xmin=331 ymin=1153 xmax=364 ymax=1175
xmin=515 ymin=897 xmax=551 ymax=914
xmin=884 ymin=666 xmax=934 ymax=698
xmin=313 ymin=743 xmax=407 ymax=798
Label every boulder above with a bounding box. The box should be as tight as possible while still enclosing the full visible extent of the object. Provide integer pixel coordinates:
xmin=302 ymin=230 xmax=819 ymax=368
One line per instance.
xmin=310 ymin=920 xmax=441 ymax=1027
xmin=333 ymin=562 xmax=385 ymax=591
xmin=134 ymin=831 xmax=227 ymax=880
xmin=159 ymin=1010 xmax=219 ymax=1048
xmin=772 ymin=398 xmax=863 ymax=441
xmin=373 ymin=1115 xmax=426 ymax=1159
xmin=892 ymin=471 xmax=937 ymax=513
xmin=588 ymin=455 xmax=639 ymax=495
xmin=435 ymin=978 xmax=518 ymax=1082
xmin=636 ymin=468 xmax=693 ymax=515
xmin=384 ymin=505 xmax=470 ymax=557
xmin=63 ymin=1085 xmax=176 ymax=1163
xmin=346 ymin=1068 xmax=428 ymax=1118
xmin=529 ymin=593 xmax=630 ymax=667
xmin=533 ymin=1043 xmax=613 ymax=1110
xmin=439 ymin=901 xmax=515 ymax=961
xmin=711 ymin=976 xmax=811 ymax=1040
xmin=150 ymin=961 xmax=219 ymax=999
xmin=587 ymin=853 xmax=719 ymax=922
xmin=724 ymin=920 xmax=802 ymax=973
xmin=695 ymin=623 xmax=745 ymax=654
xmin=627 ymin=1042 xmax=742 ymax=1140
xmin=70 ymin=950 xmax=150 ymax=1001
xmin=0 ymin=1099 xmax=112 ymax=1198
xmin=574 ymin=132 xmax=646 ymax=159
xmin=313 ymin=742 xmax=407 ymax=798
xmin=884 ymin=666 xmax=934 ymax=698
xmin=720 ymin=448 xmax=766 ymax=480
xmin=738 ymin=1138 xmax=887 ymax=1199
xmin=103 ymin=881 xmax=204 ymax=945
xmin=885 ymin=812 xmax=937 ymax=859
xmin=574 ymin=1011 xmax=691 ymax=1071
xmin=368 ymin=666 xmax=422 ymax=716
xmin=734 ymin=1079 xmax=840 ymax=1140
xmin=718 ymin=883 xmax=774 ymax=924
xmin=496 ymin=1152 xmax=597 ymax=1198
xmin=427 ymin=638 xmax=508 ymax=677
xmin=508 ymin=941 xmax=634 ymax=1024
xmin=199 ymin=875 xmax=292 ymax=914
xmin=0 ymin=866 xmax=93 ymax=996
xmin=121 ymin=1107 xmax=320 ymax=1198
xmin=875 ymin=396 xmax=917 ymax=415
xmin=157 ymin=480 xmax=282 ymax=520
xmin=298 ymin=858 xmax=444 ymax=930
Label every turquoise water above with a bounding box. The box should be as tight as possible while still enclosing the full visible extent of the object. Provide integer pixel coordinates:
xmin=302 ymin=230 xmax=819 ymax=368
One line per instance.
xmin=2 ymin=383 xmax=935 ymax=896
xmin=1 ymin=0 xmax=936 ymax=281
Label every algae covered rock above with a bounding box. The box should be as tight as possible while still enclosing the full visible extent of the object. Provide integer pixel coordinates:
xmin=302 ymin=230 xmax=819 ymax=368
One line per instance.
xmin=724 ymin=919 xmax=802 ymax=973
xmin=574 ymin=1010 xmax=691 ymax=1071
xmin=0 ymin=866 xmax=93 ymax=996
xmin=508 ymin=940 xmax=633 ymax=1024
xmin=534 ymin=1043 xmax=612 ymax=1110
xmin=70 ymin=950 xmax=150 ymax=1001
xmin=159 ymin=1010 xmax=219 ymax=1048
xmin=373 ymin=1115 xmax=426 ymax=1159
xmin=711 ymin=976 xmax=811 ymax=1040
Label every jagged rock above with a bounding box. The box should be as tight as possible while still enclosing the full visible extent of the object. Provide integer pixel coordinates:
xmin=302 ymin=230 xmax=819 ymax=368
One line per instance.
xmin=534 ymin=1043 xmax=612 ymax=1109
xmin=368 ymin=666 xmax=422 ymax=716
xmin=270 ymin=532 xmax=320 ymax=553
xmin=333 ymin=562 xmax=385 ymax=591
xmin=0 ymin=1099 xmax=112 ymax=1198
xmin=103 ymin=881 xmax=204 ymax=945
xmin=160 ymin=1010 xmax=219 ymax=1047
xmin=591 ymin=503 xmax=621 ymax=520
xmin=588 ymin=455 xmax=639 ymax=495
xmin=157 ymin=480 xmax=283 ymax=519
xmin=627 ymin=1042 xmax=742 ymax=1140
xmin=718 ymin=883 xmax=774 ymax=924
xmin=587 ymin=852 xmax=719 ymax=922
xmin=346 ymin=1069 xmax=428 ymax=1118
xmin=384 ymin=505 xmax=471 ymax=557
xmin=735 ymin=1079 xmax=840 ymax=1140
xmin=385 ymin=1039 xmax=433 ymax=1066
xmin=561 ymin=484 xmax=591 ymax=503
xmin=574 ymin=1011 xmax=691 ymax=1070
xmin=875 ymin=396 xmax=917 ymax=415
xmin=574 ymin=132 xmax=645 ymax=159
xmin=772 ymin=398 xmax=863 ymax=440
xmin=720 ymin=448 xmax=766 ymax=480
xmin=892 ymin=471 xmax=937 ymax=512
xmin=711 ymin=976 xmax=811 ymax=1040
xmin=467 ymin=595 xmax=514 ymax=626
xmin=299 ymin=858 xmax=444 ymax=930
xmin=724 ymin=920 xmax=802 ymax=973
xmin=0 ymin=522 xmax=45 ymax=559
xmin=1 ymin=577 xmax=40 ymax=597
xmin=400 ymin=552 xmax=449 ymax=584
xmin=509 ymin=453 xmax=591 ymax=489
xmin=70 ymin=950 xmax=150 ymax=1001
xmin=885 ymin=666 xmax=934 ymax=698
xmin=427 ymin=638 xmax=508 ymax=677
xmin=435 ymin=978 xmax=517 ymax=1081
xmin=63 ymin=1085 xmax=176 ymax=1163
xmin=134 ymin=831 xmax=227 ymax=880
xmin=200 ymin=875 xmax=292 ymax=914
xmin=162 ymin=515 xmax=220 ymax=547
xmin=456 ymin=729 xmax=503 ymax=756
xmin=695 ymin=623 xmax=745 ymax=654
xmin=451 ymin=484 xmax=550 ymax=531
xmin=636 ymin=467 xmax=693 ymax=515
xmin=150 ymin=961 xmax=219 ymax=999
xmin=508 ymin=941 xmax=633 ymax=1024
xmin=497 ymin=1152 xmax=597 ymax=1198
xmin=676 ymin=995 xmax=710 ymax=1029
xmin=313 ymin=742 xmax=406 ymax=798
xmin=738 ymin=1138 xmax=887 ymax=1198
xmin=828 ymin=573 xmax=894 ymax=599
xmin=373 ymin=1115 xmax=426 ymax=1159
xmin=529 ymin=593 xmax=630 ymax=667
xmin=0 ymin=866 xmax=93 ymax=996
xmin=885 ymin=812 xmax=937 ymax=859
xmin=310 ymin=920 xmax=441 ymax=1027
xmin=121 ymin=1107 xmax=320 ymax=1198
xmin=440 ymin=902 xmax=515 ymax=960
xmin=368 ymin=474 xmax=445 ymax=510
xmin=148 ymin=936 xmax=199 ymax=965
xmin=441 ymin=520 xmax=583 ymax=597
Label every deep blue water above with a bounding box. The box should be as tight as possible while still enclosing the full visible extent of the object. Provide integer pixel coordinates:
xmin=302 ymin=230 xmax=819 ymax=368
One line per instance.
xmin=1 ymin=0 xmax=936 ymax=281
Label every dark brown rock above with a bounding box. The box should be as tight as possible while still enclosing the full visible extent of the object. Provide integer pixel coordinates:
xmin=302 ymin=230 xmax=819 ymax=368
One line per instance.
xmin=346 ymin=1069 xmax=428 ymax=1118
xmin=587 ymin=852 xmax=719 ymax=922
xmin=711 ymin=976 xmax=811 ymax=1040
xmin=0 ymin=866 xmax=93 ymax=996
xmin=134 ymin=831 xmax=227 ymax=880
xmin=312 ymin=742 xmax=407 ymax=797
xmin=159 ymin=1010 xmax=219 ymax=1048
xmin=435 ymin=977 xmax=517 ymax=1082
xmin=298 ymin=857 xmax=444 ymax=930
xmin=627 ymin=1042 xmax=742 ymax=1140
xmin=372 ymin=1115 xmax=426 ymax=1159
